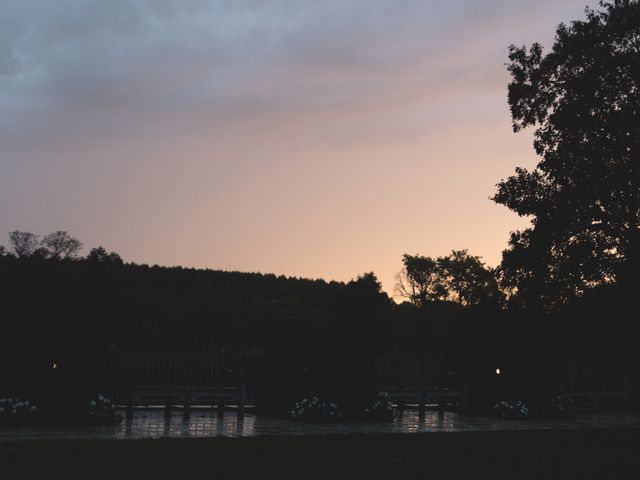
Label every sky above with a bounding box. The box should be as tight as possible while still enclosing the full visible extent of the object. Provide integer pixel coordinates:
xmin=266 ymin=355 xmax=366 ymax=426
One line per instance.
xmin=0 ymin=0 xmax=593 ymax=294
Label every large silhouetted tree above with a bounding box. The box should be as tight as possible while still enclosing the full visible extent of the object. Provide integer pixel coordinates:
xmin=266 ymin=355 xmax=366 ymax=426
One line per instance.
xmin=494 ymin=0 xmax=640 ymax=310
xmin=395 ymin=250 xmax=502 ymax=308
xmin=8 ymin=231 xmax=40 ymax=257
xmin=42 ymin=231 xmax=83 ymax=259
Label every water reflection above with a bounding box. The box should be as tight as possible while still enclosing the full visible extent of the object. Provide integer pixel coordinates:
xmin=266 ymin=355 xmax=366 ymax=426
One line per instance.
xmin=109 ymin=409 xmax=640 ymax=439
xmin=2 ymin=410 xmax=640 ymax=441
xmin=114 ymin=411 xmax=257 ymax=439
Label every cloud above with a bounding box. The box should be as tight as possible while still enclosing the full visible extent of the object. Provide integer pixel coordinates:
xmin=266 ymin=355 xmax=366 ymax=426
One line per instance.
xmin=1 ymin=0 xmax=589 ymax=145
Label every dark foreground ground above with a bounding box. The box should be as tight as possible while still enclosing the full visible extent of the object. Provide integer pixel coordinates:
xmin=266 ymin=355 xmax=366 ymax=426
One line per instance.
xmin=2 ymin=428 xmax=640 ymax=480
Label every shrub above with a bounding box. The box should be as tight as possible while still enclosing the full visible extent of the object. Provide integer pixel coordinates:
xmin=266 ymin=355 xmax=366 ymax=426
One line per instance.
xmin=547 ymin=395 xmax=575 ymax=419
xmin=88 ymin=393 xmax=121 ymax=425
xmin=289 ymin=396 xmax=340 ymax=422
xmin=0 ymin=398 xmax=38 ymax=425
xmin=493 ymin=399 xmax=529 ymax=419
xmin=363 ymin=392 xmax=399 ymax=422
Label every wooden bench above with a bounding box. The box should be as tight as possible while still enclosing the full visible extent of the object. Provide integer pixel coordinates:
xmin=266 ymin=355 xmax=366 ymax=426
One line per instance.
xmin=554 ymin=361 xmax=631 ymax=410
xmin=125 ymin=384 xmax=246 ymax=420
xmin=376 ymin=357 xmax=468 ymax=415
xmin=109 ymin=350 xmax=249 ymax=420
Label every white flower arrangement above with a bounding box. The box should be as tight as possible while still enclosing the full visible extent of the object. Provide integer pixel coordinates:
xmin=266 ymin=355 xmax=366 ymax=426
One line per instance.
xmin=88 ymin=393 xmax=121 ymax=424
xmin=364 ymin=392 xmax=399 ymax=421
xmin=0 ymin=397 xmax=38 ymax=424
xmin=289 ymin=396 xmax=341 ymax=422
xmin=493 ymin=399 xmax=529 ymax=419
xmin=548 ymin=395 xmax=575 ymax=419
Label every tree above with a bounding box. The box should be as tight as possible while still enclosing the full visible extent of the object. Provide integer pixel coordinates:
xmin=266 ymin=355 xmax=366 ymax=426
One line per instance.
xmin=0 ymin=245 xmax=7 ymax=257
xmin=42 ymin=231 xmax=83 ymax=259
xmin=8 ymin=231 xmax=40 ymax=257
xmin=395 ymin=254 xmax=444 ymax=309
xmin=395 ymin=250 xmax=502 ymax=308
xmin=494 ymin=0 xmax=640 ymax=310
xmin=332 ymin=272 xmax=393 ymax=350
xmin=86 ymin=246 xmax=123 ymax=265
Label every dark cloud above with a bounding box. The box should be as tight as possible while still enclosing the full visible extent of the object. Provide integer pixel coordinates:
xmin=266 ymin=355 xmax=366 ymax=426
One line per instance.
xmin=1 ymin=0 xmax=588 ymax=125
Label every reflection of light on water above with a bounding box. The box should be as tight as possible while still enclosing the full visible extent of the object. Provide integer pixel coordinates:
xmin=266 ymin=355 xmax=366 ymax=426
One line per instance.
xmin=2 ymin=411 xmax=640 ymax=441
xmin=115 ymin=412 xmax=256 ymax=439
xmin=115 ymin=410 xmax=460 ymax=439
xmin=394 ymin=411 xmax=456 ymax=433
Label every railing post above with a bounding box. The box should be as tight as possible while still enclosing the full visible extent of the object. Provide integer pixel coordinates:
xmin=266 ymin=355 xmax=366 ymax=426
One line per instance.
xmin=183 ymin=388 xmax=191 ymax=420
xmin=462 ymin=375 xmax=469 ymax=415
xmin=238 ymin=380 xmax=246 ymax=420
xmin=126 ymin=376 xmax=134 ymax=421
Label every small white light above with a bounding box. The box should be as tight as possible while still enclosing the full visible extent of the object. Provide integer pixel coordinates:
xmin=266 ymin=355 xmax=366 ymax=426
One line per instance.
xmin=52 ymin=363 xmax=58 ymax=369
xmin=496 ymin=368 xmax=501 ymax=375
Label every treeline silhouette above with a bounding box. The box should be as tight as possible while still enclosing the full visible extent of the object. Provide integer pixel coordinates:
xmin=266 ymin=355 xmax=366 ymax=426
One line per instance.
xmin=0 ymin=240 xmax=501 ymax=355
xmin=1 ymin=230 xmax=638 ymax=412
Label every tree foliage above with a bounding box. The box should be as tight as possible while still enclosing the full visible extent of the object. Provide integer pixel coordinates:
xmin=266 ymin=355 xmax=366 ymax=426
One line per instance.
xmin=9 ymin=231 xmax=41 ymax=257
xmin=494 ymin=0 xmax=640 ymax=309
xmin=332 ymin=272 xmax=393 ymax=351
xmin=395 ymin=250 xmax=502 ymax=308
xmin=8 ymin=230 xmax=83 ymax=260
xmin=41 ymin=231 xmax=83 ymax=260
xmin=86 ymin=246 xmax=123 ymax=265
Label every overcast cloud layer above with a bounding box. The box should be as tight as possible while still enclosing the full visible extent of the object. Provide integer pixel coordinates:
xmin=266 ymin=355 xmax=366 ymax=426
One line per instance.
xmin=0 ymin=0 xmax=591 ymax=292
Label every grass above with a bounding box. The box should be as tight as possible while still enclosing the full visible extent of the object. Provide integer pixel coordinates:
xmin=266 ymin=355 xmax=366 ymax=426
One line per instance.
xmin=1 ymin=428 xmax=640 ymax=480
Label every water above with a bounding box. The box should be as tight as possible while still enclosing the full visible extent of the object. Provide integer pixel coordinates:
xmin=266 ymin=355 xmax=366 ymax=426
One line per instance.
xmin=2 ymin=409 xmax=640 ymax=441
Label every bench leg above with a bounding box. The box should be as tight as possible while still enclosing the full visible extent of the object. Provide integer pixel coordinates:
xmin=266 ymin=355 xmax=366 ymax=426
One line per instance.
xmin=238 ymin=381 xmax=246 ymax=420
xmin=183 ymin=389 xmax=191 ymax=420
xmin=126 ymin=403 xmax=134 ymax=422
xmin=126 ymin=384 xmax=135 ymax=421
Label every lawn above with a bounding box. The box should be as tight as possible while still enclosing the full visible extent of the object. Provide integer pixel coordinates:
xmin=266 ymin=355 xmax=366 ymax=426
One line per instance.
xmin=2 ymin=428 xmax=639 ymax=480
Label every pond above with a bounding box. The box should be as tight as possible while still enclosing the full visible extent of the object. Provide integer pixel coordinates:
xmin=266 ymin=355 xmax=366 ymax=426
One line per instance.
xmin=2 ymin=409 xmax=640 ymax=441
